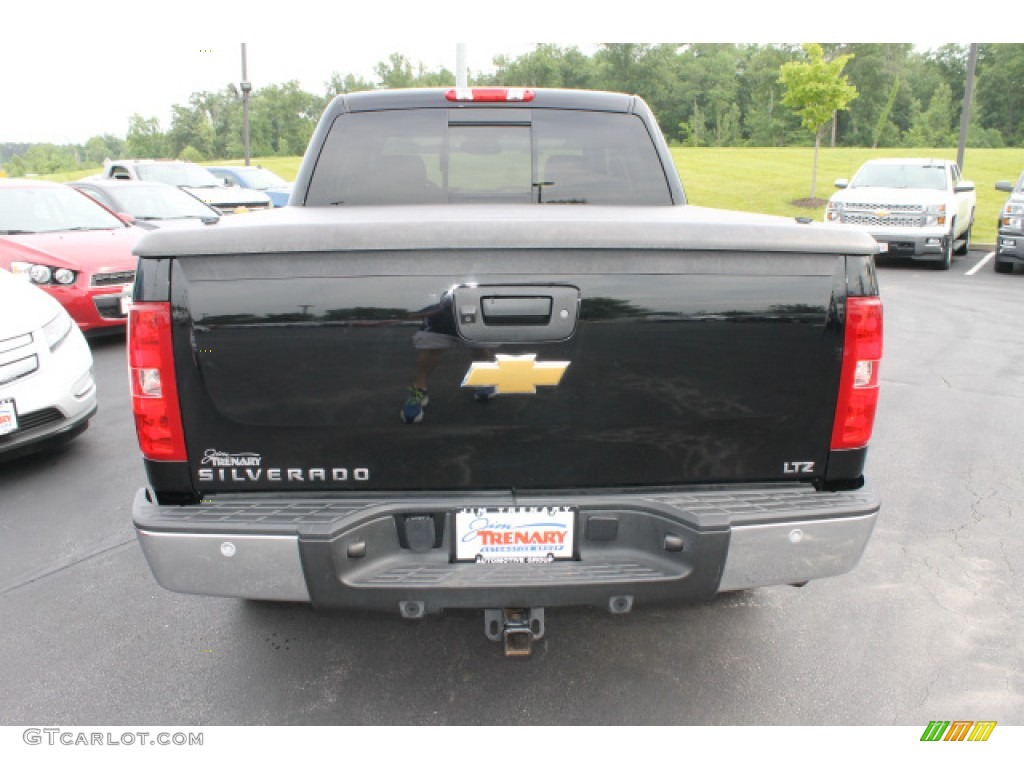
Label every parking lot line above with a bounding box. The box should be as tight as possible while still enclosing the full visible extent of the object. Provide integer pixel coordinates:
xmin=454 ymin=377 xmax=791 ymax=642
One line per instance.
xmin=966 ymin=251 xmax=995 ymax=276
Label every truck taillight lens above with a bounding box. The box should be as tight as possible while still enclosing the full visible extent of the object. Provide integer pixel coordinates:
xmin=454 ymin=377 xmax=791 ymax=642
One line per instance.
xmin=128 ymin=302 xmax=186 ymax=461
xmin=831 ymin=296 xmax=883 ymax=451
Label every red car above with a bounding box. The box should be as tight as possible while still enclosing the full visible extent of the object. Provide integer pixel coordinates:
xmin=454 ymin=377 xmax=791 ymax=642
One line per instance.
xmin=0 ymin=179 xmax=144 ymax=334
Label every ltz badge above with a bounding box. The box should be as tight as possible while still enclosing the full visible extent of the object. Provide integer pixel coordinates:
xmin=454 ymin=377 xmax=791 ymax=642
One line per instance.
xmin=461 ymin=354 xmax=570 ymax=395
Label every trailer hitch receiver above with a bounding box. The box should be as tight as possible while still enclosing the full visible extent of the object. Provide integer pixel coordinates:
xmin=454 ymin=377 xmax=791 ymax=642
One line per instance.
xmin=484 ymin=608 xmax=545 ymax=657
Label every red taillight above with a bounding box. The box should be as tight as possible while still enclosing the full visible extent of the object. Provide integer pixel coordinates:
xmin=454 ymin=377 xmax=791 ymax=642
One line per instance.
xmin=831 ymin=296 xmax=883 ymax=450
xmin=128 ymin=303 xmax=187 ymax=461
xmin=445 ymin=87 xmax=535 ymax=102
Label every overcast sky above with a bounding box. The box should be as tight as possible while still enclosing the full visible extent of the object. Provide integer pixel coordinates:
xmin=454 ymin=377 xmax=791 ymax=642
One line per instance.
xmin=1 ymin=2 xmax=1005 ymax=146
xmin=1 ymin=42 xmax=542 ymax=144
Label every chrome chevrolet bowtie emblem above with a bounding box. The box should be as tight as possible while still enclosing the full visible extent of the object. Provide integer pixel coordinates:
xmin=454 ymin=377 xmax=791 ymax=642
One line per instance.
xmin=462 ymin=354 xmax=570 ymax=394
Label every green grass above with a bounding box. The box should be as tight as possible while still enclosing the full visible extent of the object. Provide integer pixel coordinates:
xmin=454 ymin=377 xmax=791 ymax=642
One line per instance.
xmin=198 ymin=156 xmax=304 ymax=180
xmin=41 ymin=168 xmax=103 ymax=182
xmin=39 ymin=156 xmax=303 ymax=183
xmin=43 ymin=148 xmax=1024 ymax=244
xmin=672 ymin=146 xmax=1024 ymax=245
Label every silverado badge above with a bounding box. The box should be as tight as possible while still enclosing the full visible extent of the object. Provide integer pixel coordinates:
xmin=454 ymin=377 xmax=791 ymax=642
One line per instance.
xmin=461 ymin=354 xmax=570 ymax=394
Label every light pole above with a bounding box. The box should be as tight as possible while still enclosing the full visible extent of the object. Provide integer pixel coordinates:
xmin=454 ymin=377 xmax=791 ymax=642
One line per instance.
xmin=241 ymin=43 xmax=252 ymax=166
xmin=456 ymin=43 xmax=467 ymax=88
xmin=956 ymin=44 xmax=978 ymax=172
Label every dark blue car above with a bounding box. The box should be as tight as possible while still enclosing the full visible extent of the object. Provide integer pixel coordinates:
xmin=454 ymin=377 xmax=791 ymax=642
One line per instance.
xmin=206 ymin=166 xmax=293 ymax=208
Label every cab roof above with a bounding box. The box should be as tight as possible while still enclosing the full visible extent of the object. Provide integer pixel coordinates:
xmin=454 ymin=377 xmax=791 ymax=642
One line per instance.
xmin=330 ymin=87 xmax=643 ymax=115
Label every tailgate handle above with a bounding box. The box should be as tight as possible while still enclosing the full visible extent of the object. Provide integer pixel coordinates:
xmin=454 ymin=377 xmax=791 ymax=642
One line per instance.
xmin=481 ymin=296 xmax=552 ymax=325
xmin=455 ymin=284 xmax=579 ymax=343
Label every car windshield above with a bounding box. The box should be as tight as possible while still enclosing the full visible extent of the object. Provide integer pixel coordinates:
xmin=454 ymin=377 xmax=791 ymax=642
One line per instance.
xmin=232 ymin=167 xmax=289 ymax=189
xmin=850 ymin=163 xmax=948 ymax=191
xmin=101 ymin=185 xmax=219 ymax=220
xmin=136 ymin=163 xmax=222 ymax=188
xmin=0 ymin=186 xmax=124 ymax=234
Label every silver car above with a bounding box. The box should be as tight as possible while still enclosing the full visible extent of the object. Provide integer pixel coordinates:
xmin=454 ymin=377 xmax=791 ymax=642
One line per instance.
xmin=69 ymin=179 xmax=221 ymax=230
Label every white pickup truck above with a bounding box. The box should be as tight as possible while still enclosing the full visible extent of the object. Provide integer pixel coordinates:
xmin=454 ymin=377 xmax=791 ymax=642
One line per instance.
xmin=824 ymin=157 xmax=976 ymax=270
xmin=101 ymin=160 xmax=273 ymax=215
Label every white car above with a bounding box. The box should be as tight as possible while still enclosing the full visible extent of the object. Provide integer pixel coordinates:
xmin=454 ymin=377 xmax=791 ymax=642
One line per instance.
xmin=824 ymin=157 xmax=976 ymax=270
xmin=102 ymin=160 xmax=272 ymax=214
xmin=0 ymin=269 xmax=97 ymax=460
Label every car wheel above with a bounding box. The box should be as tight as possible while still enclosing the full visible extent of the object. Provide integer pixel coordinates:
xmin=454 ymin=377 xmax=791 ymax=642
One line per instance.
xmin=955 ymin=220 xmax=972 ymax=255
xmin=994 ymin=259 xmax=1013 ymax=274
xmin=932 ymin=229 xmax=953 ymax=270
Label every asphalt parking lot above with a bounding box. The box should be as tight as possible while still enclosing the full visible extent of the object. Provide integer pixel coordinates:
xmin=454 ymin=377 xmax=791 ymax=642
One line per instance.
xmin=0 ymin=247 xmax=1021 ymax=730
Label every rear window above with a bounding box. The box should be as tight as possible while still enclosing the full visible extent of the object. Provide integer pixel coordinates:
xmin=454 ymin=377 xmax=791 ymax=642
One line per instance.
xmin=305 ymin=109 xmax=672 ymax=206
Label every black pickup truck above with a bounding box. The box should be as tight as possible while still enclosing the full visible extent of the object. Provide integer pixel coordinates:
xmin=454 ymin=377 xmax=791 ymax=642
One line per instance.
xmin=128 ymin=88 xmax=883 ymax=654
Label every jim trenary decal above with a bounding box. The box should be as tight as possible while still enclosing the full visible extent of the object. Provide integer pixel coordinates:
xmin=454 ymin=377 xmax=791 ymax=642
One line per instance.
xmin=197 ymin=449 xmax=369 ymax=483
xmin=455 ymin=506 xmax=576 ymax=563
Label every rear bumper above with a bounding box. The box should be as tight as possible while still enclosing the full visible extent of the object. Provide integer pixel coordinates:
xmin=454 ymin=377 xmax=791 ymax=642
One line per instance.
xmin=133 ymin=483 xmax=880 ymax=612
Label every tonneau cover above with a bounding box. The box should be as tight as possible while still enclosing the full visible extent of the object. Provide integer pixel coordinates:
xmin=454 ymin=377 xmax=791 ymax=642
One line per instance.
xmin=133 ymin=205 xmax=879 ymax=259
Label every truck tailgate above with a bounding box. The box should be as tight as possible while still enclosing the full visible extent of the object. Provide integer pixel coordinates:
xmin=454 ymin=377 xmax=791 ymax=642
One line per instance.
xmin=145 ymin=207 xmax=862 ymax=495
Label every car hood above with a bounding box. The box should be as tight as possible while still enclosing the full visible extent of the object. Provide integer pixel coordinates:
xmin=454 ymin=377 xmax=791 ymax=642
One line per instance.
xmin=0 ymin=228 xmax=143 ymax=273
xmin=0 ymin=269 xmax=66 ymax=334
xmin=181 ymin=185 xmax=271 ymax=207
xmin=133 ymin=217 xmax=220 ymax=231
xmin=830 ymin=186 xmax=948 ymax=204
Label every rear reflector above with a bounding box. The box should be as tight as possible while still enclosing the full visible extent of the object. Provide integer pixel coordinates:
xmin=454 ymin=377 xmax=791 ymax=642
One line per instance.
xmin=128 ymin=302 xmax=187 ymax=461
xmin=831 ymin=296 xmax=883 ymax=450
xmin=445 ymin=88 xmax=535 ymax=102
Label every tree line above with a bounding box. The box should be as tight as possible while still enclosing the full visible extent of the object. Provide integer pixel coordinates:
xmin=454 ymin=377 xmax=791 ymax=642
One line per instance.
xmin=3 ymin=43 xmax=1022 ymax=177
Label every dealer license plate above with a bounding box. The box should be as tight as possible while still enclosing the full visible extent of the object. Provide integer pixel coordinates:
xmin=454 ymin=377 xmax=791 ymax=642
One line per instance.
xmin=455 ymin=506 xmax=576 ymax=563
xmin=0 ymin=399 xmax=18 ymax=436
xmin=120 ymin=285 xmax=134 ymax=315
